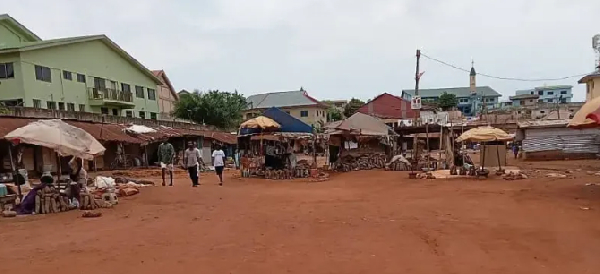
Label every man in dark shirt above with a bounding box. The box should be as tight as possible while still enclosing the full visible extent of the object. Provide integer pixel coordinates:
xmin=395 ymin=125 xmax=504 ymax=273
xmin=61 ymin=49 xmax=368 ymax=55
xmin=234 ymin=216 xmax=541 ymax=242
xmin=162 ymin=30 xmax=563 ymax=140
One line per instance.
xmin=157 ymin=141 xmax=175 ymax=186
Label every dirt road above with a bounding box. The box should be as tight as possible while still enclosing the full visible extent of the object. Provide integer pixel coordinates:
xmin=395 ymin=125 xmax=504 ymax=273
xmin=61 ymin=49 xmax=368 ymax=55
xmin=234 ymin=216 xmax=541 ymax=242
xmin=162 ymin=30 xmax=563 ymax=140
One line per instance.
xmin=2 ymin=159 xmax=600 ymax=273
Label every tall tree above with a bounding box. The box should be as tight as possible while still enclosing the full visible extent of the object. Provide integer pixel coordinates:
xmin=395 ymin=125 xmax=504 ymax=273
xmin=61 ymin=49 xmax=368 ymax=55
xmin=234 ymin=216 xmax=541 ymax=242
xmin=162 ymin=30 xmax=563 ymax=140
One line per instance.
xmin=437 ymin=92 xmax=458 ymax=111
xmin=173 ymin=90 xmax=247 ymax=129
xmin=327 ymin=107 xmax=344 ymax=122
xmin=343 ymin=98 xmax=365 ymax=118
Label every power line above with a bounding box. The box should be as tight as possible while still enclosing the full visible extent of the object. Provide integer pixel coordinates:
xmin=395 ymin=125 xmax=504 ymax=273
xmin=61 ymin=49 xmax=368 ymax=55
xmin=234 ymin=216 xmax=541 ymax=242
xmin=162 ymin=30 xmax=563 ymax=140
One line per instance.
xmin=420 ymin=52 xmax=589 ymax=82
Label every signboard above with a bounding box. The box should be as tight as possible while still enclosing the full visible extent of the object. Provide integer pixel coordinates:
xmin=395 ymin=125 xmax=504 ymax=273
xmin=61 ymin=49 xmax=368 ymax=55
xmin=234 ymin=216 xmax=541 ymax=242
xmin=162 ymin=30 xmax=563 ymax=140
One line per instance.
xmin=411 ymin=96 xmax=421 ymax=110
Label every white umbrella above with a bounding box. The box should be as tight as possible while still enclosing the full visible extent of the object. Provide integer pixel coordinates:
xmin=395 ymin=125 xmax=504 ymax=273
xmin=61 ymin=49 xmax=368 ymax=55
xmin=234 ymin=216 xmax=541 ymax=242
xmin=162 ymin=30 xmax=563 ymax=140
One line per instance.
xmin=5 ymin=119 xmax=105 ymax=160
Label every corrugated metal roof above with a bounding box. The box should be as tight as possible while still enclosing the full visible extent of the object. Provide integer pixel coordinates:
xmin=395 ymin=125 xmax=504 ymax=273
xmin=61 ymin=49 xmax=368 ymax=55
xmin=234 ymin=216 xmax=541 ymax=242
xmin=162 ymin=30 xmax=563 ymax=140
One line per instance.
xmin=403 ymin=86 xmax=500 ymax=98
xmin=0 ymin=118 xmax=237 ymax=145
xmin=518 ymin=120 xmax=570 ymax=128
xmin=246 ymin=90 xmax=324 ymax=109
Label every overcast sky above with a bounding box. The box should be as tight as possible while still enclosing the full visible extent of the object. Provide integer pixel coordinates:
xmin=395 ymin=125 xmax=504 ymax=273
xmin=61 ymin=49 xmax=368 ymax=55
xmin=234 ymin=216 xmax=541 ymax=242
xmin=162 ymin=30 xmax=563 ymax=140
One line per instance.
xmin=4 ymin=0 xmax=599 ymax=101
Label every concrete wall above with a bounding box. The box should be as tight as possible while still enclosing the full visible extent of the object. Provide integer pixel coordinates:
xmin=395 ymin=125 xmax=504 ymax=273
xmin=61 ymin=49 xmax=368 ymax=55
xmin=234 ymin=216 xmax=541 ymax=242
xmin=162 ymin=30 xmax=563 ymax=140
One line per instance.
xmin=157 ymin=74 xmax=177 ymax=119
xmin=15 ymin=40 xmax=159 ymax=116
xmin=586 ymin=78 xmax=600 ymax=102
xmin=0 ymin=21 xmax=31 ymax=48
xmin=0 ymin=52 xmax=25 ymax=102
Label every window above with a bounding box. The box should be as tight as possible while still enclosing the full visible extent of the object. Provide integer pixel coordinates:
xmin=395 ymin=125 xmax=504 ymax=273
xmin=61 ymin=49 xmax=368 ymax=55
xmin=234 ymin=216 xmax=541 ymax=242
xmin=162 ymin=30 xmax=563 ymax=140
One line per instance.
xmin=58 ymin=102 xmax=65 ymax=111
xmin=121 ymin=83 xmax=131 ymax=93
xmin=101 ymin=107 xmax=108 ymax=115
xmin=78 ymin=104 xmax=85 ymax=112
xmin=540 ymin=111 xmax=546 ymax=114
xmin=125 ymin=111 xmax=133 ymax=118
xmin=35 ymin=65 xmax=52 ymax=82
xmin=147 ymin=88 xmax=156 ymax=100
xmin=538 ymin=90 xmax=543 ymax=95
xmin=67 ymin=103 xmax=75 ymax=112
xmin=547 ymin=91 xmax=554 ymax=95
xmin=150 ymin=112 xmax=157 ymax=120
xmin=77 ymin=73 xmax=86 ymax=83
xmin=0 ymin=62 xmax=14 ymax=79
xmin=112 ymin=109 xmax=118 ymax=116
xmin=47 ymin=101 xmax=57 ymax=110
xmin=459 ymin=98 xmax=469 ymax=103
xmin=560 ymin=90 xmax=567 ymax=95
xmin=135 ymin=86 xmax=144 ymax=98
xmin=139 ymin=111 xmax=146 ymax=119
xmin=547 ymin=99 xmax=553 ymax=102
xmin=63 ymin=70 xmax=72 ymax=80
xmin=32 ymin=99 xmax=41 ymax=109
xmin=529 ymin=100 xmax=533 ymax=103
xmin=300 ymin=110 xmax=309 ymax=117
xmin=530 ymin=91 xmax=534 ymax=95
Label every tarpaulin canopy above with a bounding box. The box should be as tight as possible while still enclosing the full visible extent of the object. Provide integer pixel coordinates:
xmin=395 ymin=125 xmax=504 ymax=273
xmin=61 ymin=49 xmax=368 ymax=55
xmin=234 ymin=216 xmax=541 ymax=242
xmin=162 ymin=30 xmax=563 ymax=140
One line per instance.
xmin=239 ymin=108 xmax=313 ymax=136
xmin=568 ymin=96 xmax=600 ymax=128
xmin=456 ymin=126 xmax=514 ymax=142
xmin=5 ymin=119 xmax=106 ymax=160
xmin=240 ymin=116 xmax=281 ymax=129
xmin=263 ymin=107 xmax=313 ymax=133
xmin=326 ymin=112 xmax=395 ymax=136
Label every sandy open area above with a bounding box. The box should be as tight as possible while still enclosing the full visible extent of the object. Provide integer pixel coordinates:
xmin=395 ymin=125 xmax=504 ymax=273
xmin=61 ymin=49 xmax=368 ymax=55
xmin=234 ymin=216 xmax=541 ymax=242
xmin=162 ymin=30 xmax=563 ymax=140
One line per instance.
xmin=2 ymin=156 xmax=600 ymax=274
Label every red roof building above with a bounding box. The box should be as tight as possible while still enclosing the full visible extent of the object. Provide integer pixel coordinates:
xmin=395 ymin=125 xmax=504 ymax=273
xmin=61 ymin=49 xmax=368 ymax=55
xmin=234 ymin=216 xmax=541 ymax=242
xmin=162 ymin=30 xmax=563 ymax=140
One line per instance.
xmin=357 ymin=93 xmax=416 ymax=121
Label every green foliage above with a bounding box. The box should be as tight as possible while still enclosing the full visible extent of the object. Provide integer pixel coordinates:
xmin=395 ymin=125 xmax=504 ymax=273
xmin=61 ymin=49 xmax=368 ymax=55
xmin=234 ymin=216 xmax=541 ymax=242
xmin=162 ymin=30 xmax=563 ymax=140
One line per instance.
xmin=173 ymin=90 xmax=247 ymax=129
xmin=437 ymin=92 xmax=458 ymax=111
xmin=343 ymin=98 xmax=365 ymax=118
xmin=327 ymin=107 xmax=343 ymax=122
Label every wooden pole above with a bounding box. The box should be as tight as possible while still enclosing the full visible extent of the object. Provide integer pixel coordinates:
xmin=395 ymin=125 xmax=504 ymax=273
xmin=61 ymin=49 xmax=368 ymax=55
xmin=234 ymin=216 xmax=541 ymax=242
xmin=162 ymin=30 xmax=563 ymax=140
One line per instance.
xmin=7 ymin=144 xmax=22 ymax=200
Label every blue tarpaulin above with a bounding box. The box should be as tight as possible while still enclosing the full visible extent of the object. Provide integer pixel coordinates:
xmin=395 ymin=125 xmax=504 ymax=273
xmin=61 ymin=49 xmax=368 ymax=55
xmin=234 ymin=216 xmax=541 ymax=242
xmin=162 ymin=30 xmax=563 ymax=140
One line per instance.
xmin=239 ymin=107 xmax=313 ymax=135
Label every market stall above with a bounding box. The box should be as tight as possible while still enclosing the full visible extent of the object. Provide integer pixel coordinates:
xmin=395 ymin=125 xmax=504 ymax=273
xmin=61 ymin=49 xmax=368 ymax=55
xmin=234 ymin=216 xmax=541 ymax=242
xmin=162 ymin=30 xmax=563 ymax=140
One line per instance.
xmin=326 ymin=113 xmax=396 ymax=172
xmin=238 ymin=108 xmax=320 ymax=179
xmin=455 ymin=126 xmax=514 ymax=178
xmin=1 ymin=119 xmax=106 ymax=215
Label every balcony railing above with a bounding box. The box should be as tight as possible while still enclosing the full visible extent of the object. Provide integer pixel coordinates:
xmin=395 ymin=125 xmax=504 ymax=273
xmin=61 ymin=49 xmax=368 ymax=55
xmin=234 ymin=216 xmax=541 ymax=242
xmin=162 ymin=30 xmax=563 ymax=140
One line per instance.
xmin=88 ymin=88 xmax=133 ymax=103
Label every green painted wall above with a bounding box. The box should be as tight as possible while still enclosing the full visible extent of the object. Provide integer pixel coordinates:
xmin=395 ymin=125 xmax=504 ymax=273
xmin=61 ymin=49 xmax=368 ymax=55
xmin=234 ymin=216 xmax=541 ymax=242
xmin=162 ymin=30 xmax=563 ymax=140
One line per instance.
xmin=0 ymin=22 xmax=29 ymax=48
xmin=17 ymin=40 xmax=159 ymax=117
xmin=0 ymin=52 xmax=25 ymax=102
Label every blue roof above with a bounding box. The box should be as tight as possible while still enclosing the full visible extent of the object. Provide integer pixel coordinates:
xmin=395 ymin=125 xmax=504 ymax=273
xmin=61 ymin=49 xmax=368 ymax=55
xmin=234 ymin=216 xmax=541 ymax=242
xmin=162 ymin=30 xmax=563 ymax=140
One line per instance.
xmin=239 ymin=107 xmax=313 ymax=135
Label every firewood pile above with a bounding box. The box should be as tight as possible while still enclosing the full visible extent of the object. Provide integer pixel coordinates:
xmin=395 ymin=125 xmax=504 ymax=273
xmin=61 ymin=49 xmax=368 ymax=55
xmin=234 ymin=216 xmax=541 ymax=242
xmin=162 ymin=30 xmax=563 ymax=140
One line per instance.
xmin=336 ymin=154 xmax=386 ymax=172
xmin=34 ymin=185 xmax=74 ymax=214
xmin=385 ymin=155 xmax=411 ymax=171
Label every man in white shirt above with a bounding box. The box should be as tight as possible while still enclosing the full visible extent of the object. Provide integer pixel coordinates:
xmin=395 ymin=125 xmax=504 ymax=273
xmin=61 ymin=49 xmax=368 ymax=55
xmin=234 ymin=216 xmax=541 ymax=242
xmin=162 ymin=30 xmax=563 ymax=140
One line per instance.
xmin=183 ymin=142 xmax=204 ymax=187
xmin=212 ymin=144 xmax=226 ymax=186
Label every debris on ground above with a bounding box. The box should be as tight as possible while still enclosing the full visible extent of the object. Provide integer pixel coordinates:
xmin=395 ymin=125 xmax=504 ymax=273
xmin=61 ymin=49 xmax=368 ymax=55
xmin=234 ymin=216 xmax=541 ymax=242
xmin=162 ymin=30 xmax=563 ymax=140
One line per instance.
xmin=503 ymin=171 xmax=528 ymax=180
xmin=580 ymin=207 xmax=591 ymax=211
xmin=585 ymin=183 xmax=598 ymax=186
xmin=416 ymin=172 xmax=436 ymax=179
xmin=546 ymin=173 xmax=568 ymax=179
xmin=81 ymin=211 xmax=102 ymax=218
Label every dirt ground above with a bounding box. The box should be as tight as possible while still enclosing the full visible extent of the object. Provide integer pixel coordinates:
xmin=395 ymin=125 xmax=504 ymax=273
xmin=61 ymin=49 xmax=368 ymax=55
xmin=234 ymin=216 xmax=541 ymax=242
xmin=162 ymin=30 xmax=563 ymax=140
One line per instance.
xmin=3 ymin=156 xmax=600 ymax=274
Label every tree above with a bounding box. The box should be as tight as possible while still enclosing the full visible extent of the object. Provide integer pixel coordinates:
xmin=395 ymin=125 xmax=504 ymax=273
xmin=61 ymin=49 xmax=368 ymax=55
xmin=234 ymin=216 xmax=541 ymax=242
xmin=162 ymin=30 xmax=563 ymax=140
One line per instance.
xmin=437 ymin=92 xmax=458 ymax=111
xmin=343 ymin=98 xmax=365 ymax=118
xmin=173 ymin=90 xmax=247 ymax=129
xmin=327 ymin=107 xmax=343 ymax=122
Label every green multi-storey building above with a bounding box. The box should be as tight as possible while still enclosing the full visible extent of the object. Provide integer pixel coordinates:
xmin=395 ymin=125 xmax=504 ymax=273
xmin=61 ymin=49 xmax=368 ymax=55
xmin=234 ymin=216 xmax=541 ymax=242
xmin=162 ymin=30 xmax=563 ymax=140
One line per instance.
xmin=0 ymin=14 xmax=162 ymax=119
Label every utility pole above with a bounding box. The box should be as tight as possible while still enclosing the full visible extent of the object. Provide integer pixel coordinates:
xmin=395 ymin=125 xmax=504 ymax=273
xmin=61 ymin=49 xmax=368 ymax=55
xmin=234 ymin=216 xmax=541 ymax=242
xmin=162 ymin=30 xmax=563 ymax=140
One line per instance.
xmin=410 ymin=50 xmax=421 ymax=179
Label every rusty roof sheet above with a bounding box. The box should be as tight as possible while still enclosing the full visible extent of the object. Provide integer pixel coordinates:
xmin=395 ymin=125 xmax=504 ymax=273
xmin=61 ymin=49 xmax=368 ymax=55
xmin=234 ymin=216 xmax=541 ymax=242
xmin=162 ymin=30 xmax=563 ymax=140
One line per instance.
xmin=0 ymin=117 xmax=237 ymax=145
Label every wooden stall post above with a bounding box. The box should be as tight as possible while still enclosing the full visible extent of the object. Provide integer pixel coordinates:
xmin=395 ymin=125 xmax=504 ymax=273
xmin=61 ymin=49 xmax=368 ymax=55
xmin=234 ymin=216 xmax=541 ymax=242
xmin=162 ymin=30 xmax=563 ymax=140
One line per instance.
xmin=7 ymin=144 xmax=22 ymax=199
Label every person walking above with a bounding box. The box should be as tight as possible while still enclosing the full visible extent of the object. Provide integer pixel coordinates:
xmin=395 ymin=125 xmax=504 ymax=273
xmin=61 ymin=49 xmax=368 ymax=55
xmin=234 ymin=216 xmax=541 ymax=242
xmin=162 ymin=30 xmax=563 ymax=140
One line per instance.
xmin=512 ymin=143 xmax=520 ymax=159
xmin=157 ymin=141 xmax=175 ymax=186
xmin=212 ymin=144 xmax=226 ymax=186
xmin=183 ymin=141 xmax=204 ymax=187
